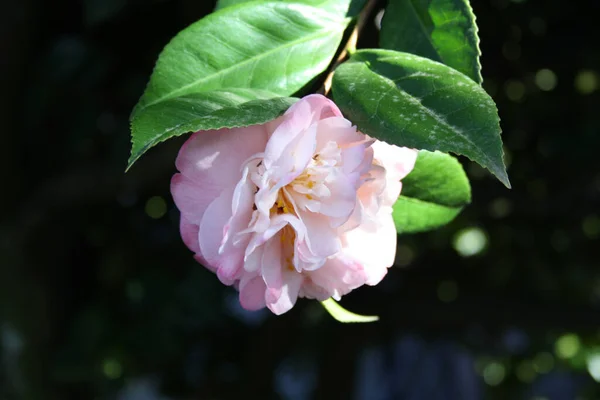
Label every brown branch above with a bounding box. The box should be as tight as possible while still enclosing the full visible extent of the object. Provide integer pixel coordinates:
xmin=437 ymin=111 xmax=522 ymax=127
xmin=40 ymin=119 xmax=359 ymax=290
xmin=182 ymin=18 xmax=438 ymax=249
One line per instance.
xmin=319 ymin=0 xmax=380 ymax=96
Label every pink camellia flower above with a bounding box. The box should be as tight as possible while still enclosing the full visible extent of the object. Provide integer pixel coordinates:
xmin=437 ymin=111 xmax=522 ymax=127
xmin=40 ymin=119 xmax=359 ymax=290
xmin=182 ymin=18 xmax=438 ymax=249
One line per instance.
xmin=171 ymin=94 xmax=417 ymax=315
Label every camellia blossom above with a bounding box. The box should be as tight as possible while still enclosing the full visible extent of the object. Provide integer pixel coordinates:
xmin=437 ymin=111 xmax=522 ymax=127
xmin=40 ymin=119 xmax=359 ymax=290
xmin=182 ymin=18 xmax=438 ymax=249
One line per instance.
xmin=171 ymin=94 xmax=417 ymax=315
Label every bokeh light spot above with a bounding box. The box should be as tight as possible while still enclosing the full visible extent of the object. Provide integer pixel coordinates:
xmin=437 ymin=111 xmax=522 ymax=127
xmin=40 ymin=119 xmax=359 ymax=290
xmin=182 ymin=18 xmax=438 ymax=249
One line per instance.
xmin=505 ymin=80 xmax=526 ymax=102
xmin=582 ymin=214 xmax=600 ymax=239
xmin=575 ymin=70 xmax=598 ymax=94
xmin=489 ymin=198 xmax=513 ymax=219
xmin=516 ymin=360 xmax=537 ymax=382
xmin=586 ymin=353 xmax=600 ymax=382
xmin=535 ymin=69 xmax=557 ymax=91
xmin=126 ymin=281 xmax=144 ymax=302
xmin=532 ymin=352 xmax=554 ymax=373
xmin=103 ymin=358 xmax=123 ymax=379
xmin=145 ymin=196 xmax=167 ymax=219
xmin=453 ymin=227 xmax=488 ymax=257
xmin=529 ymin=17 xmax=547 ymax=36
xmin=437 ymin=280 xmax=458 ymax=302
xmin=483 ymin=362 xmax=506 ymax=386
xmin=396 ymin=245 xmax=415 ymax=267
xmin=555 ymin=333 xmax=581 ymax=359
xmin=474 ymin=356 xmax=492 ymax=375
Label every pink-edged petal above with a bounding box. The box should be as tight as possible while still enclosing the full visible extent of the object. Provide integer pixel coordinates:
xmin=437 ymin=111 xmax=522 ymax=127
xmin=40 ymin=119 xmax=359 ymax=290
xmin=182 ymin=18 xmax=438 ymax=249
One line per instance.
xmin=176 ymin=125 xmax=268 ymax=186
xmin=341 ymin=141 xmax=373 ymax=178
xmin=239 ymin=274 xmax=267 ymax=311
xmin=299 ymin=279 xmax=330 ymax=301
xmin=171 ymin=173 xmax=219 ymax=224
xmin=372 ymin=141 xmax=418 ymax=182
xmin=357 ymin=165 xmax=387 ymax=216
xmin=296 ymin=94 xmax=343 ymax=121
xmin=261 ymin=237 xmax=284 ymax=291
xmin=264 ymin=100 xmax=312 ymax=168
xmin=265 ymin=269 xmax=304 ymax=315
xmin=270 ymin=123 xmax=318 ymax=190
xmin=298 ymin=211 xmax=341 ymax=265
xmin=221 ymin=167 xmax=255 ymax=253
xmin=180 ymin=215 xmax=200 ymax=254
xmin=198 ymin=188 xmax=243 ymax=285
xmin=245 ymin=216 xmax=288 ymax=259
xmin=315 ymin=117 xmax=362 ymax=153
xmin=342 ymin=213 xmax=397 ymax=286
xmin=243 ymin=245 xmax=264 ymax=273
xmin=307 ymin=253 xmax=368 ymax=300
xmin=314 ymin=171 xmax=357 ymax=222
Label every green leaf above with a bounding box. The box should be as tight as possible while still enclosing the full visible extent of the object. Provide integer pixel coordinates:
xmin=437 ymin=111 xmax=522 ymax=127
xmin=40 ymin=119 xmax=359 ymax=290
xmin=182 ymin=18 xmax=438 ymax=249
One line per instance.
xmin=393 ymin=150 xmax=471 ymax=234
xmin=320 ymin=299 xmax=379 ymax=323
xmin=215 ymin=0 xmax=366 ymax=18
xmin=380 ymin=0 xmax=482 ymax=84
xmin=132 ymin=2 xmax=348 ymax=117
xmin=128 ymin=89 xmax=296 ymax=169
xmin=215 ymin=0 xmax=253 ymax=10
xmin=331 ymin=49 xmax=510 ymax=187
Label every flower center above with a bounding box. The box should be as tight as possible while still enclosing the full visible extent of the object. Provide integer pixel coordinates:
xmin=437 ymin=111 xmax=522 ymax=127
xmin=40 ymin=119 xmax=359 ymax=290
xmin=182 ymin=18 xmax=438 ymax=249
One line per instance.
xmin=272 ymin=190 xmax=295 ymax=215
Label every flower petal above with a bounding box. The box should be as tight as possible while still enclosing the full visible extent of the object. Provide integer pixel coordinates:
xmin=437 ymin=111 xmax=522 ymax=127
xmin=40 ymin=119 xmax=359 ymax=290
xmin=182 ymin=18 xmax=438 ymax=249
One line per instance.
xmin=371 ymin=142 xmax=418 ymax=181
xmin=308 ymin=254 xmax=367 ymax=300
xmin=297 ymin=94 xmax=343 ymax=121
xmin=266 ymin=269 xmax=304 ymax=315
xmin=315 ymin=117 xmax=363 ymax=153
xmin=261 ymin=236 xmax=284 ymax=290
xmin=171 ymin=173 xmax=217 ymax=224
xmin=264 ymin=100 xmax=313 ymax=169
xmin=372 ymin=142 xmax=418 ymax=206
xmin=180 ymin=215 xmax=200 ymax=254
xmin=239 ymin=274 xmax=267 ymax=311
xmin=176 ymin=125 xmax=268 ymax=187
xmin=342 ymin=213 xmax=397 ymax=286
xmin=199 ymin=188 xmax=244 ymax=285
xmin=298 ymin=211 xmax=341 ymax=267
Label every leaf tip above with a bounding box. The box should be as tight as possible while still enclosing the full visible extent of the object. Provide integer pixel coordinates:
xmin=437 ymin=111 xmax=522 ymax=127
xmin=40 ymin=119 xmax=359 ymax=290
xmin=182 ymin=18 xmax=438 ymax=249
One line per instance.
xmin=495 ymin=169 xmax=511 ymax=189
xmin=320 ymin=298 xmax=379 ymax=323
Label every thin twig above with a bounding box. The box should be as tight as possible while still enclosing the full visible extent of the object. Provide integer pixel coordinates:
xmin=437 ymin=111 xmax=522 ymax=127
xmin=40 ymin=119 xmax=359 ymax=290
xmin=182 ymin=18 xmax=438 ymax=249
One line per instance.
xmin=319 ymin=0 xmax=380 ymax=96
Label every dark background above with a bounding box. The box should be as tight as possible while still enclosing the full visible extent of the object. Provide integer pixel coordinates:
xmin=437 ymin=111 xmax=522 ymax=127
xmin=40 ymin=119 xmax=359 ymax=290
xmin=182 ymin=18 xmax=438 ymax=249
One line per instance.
xmin=1 ymin=0 xmax=599 ymax=399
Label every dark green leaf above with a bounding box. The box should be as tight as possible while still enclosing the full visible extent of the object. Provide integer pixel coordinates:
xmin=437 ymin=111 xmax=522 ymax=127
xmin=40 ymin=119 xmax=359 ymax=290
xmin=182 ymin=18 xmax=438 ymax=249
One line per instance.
xmin=380 ymin=0 xmax=482 ymax=83
xmin=215 ymin=0 xmax=366 ymax=18
xmin=332 ymin=49 xmax=509 ymax=187
xmin=393 ymin=150 xmax=471 ymax=234
xmin=133 ymin=2 xmax=348 ymax=117
xmin=128 ymin=90 xmax=297 ymax=169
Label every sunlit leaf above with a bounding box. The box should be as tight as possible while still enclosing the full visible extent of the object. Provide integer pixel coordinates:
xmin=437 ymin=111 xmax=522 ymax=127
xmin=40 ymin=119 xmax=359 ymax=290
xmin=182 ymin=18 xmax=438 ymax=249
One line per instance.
xmin=320 ymin=298 xmax=379 ymax=323
xmin=215 ymin=0 xmax=366 ymax=18
xmin=332 ymin=49 xmax=509 ymax=187
xmin=380 ymin=0 xmax=481 ymax=83
xmin=394 ymin=150 xmax=471 ymax=233
xmin=132 ymin=2 xmax=348 ymax=117
xmin=129 ymin=90 xmax=296 ymax=169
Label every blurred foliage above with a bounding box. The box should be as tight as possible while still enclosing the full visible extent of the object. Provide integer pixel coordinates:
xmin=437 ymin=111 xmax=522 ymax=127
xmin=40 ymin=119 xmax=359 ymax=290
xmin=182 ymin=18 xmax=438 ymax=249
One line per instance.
xmin=1 ymin=0 xmax=599 ymax=399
